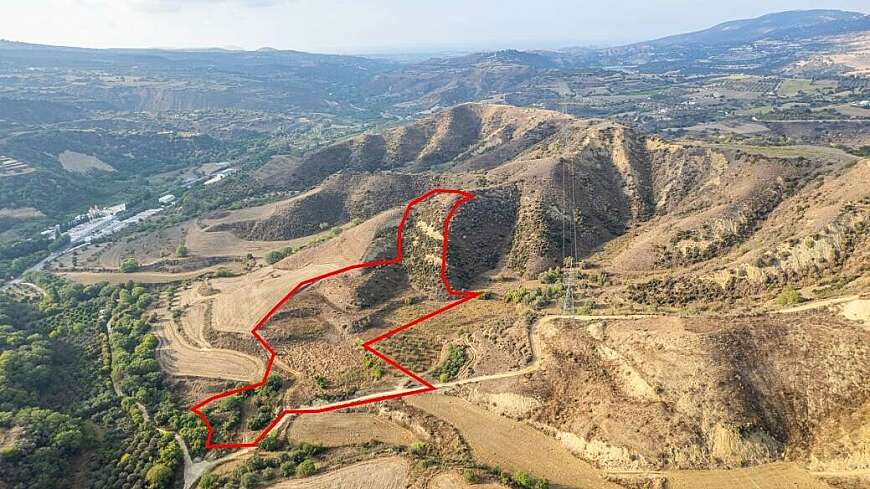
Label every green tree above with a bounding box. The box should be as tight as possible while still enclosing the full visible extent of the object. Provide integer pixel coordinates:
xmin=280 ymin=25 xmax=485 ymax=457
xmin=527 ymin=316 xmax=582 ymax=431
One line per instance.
xmin=259 ymin=434 xmax=285 ymax=451
xmin=776 ymin=284 xmax=802 ymax=305
xmin=296 ymin=459 xmax=316 ymax=477
xmin=145 ymin=463 xmax=173 ymax=488
xmin=409 ymin=441 xmax=427 ymax=456
xmin=512 ymin=471 xmax=532 ymax=488
xmin=48 ymin=234 xmax=70 ymax=252
xmin=239 ymin=472 xmax=259 ymax=489
xmin=198 ymin=471 xmax=217 ymax=489
xmin=533 ymin=479 xmax=550 ymax=489
xmin=175 ymin=244 xmax=188 ymax=258
xmin=120 ymin=257 xmax=139 ymax=273
xmin=265 ymin=250 xmax=284 ymax=265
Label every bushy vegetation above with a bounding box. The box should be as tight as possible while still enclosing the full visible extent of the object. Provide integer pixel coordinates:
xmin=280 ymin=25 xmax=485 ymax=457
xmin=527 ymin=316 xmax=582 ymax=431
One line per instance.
xmin=200 ymin=441 xmax=323 ymax=488
xmin=776 ymin=284 xmax=803 ymax=306
xmin=434 ymin=345 xmax=466 ymax=382
xmin=0 ymin=273 xmax=188 ymax=488
xmin=120 ymin=256 xmax=140 ymax=273
xmin=504 ymin=284 xmax=563 ymax=310
xmin=538 ymin=267 xmax=562 ymax=284
xmin=476 ymin=464 xmax=550 ymax=489
xmin=0 ymin=234 xmax=69 ymax=281
xmin=510 ymin=470 xmax=550 ymax=489
xmin=362 ymin=352 xmax=385 ymax=380
xmin=265 ymin=246 xmax=295 ymax=265
xmin=262 ymin=224 xmax=344 ymax=266
xmin=201 ymin=375 xmax=285 ymax=443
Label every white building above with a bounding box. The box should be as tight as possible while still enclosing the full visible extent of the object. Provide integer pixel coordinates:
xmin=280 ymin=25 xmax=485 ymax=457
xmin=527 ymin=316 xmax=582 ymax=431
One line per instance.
xmin=204 ymin=168 xmax=238 ymax=186
xmin=158 ymin=194 xmax=176 ymax=205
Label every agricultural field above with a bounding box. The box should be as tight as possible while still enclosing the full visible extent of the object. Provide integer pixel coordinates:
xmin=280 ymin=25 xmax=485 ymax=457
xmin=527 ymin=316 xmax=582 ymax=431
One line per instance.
xmin=265 ymin=457 xmax=410 ymax=489
xmin=57 ymin=150 xmax=116 ymax=173
xmin=0 ymin=206 xmax=45 ymax=220
xmin=154 ymin=313 xmax=265 ymax=382
xmin=287 ymin=412 xmax=418 ymax=447
xmin=0 ymin=155 xmax=34 ymax=176
xmin=776 ymin=78 xmax=839 ymax=97
xmin=57 ymin=262 xmax=245 ymax=284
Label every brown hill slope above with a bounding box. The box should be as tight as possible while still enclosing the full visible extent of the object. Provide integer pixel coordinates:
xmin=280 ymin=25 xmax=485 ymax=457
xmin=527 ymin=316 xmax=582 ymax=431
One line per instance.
xmin=220 ymin=103 xmax=856 ymax=285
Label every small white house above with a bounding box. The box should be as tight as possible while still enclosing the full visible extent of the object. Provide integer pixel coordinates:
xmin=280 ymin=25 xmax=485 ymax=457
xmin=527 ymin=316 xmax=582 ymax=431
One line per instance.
xmin=158 ymin=194 xmax=176 ymax=205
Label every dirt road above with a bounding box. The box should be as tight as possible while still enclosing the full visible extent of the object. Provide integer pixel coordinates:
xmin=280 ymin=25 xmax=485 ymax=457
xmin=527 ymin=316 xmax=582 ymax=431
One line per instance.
xmin=777 ymin=294 xmax=861 ymax=314
xmin=664 ymin=463 xmax=836 ymax=489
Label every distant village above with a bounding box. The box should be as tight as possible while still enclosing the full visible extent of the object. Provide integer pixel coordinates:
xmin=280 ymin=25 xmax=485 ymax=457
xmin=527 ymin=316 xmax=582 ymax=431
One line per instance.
xmin=38 ymin=162 xmax=240 ymax=246
xmin=41 ymin=194 xmax=175 ymax=245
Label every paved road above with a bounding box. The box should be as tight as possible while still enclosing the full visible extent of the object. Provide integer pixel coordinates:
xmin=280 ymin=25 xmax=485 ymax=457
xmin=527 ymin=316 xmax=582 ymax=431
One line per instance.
xmin=1 ymin=243 xmax=85 ymax=291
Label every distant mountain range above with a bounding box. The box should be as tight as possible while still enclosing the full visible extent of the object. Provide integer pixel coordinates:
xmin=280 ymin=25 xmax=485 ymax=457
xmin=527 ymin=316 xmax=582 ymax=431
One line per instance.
xmin=643 ymin=9 xmax=869 ymax=47
xmin=3 ymin=9 xmax=867 ymax=65
xmin=0 ymin=10 xmax=867 ymax=115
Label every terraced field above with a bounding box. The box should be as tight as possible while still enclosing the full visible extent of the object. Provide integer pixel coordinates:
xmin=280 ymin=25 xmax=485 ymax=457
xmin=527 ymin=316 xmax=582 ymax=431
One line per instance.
xmin=287 ymin=412 xmax=418 ymax=447
xmin=154 ymin=318 xmax=265 ymax=382
xmin=266 ymin=457 xmax=410 ymax=489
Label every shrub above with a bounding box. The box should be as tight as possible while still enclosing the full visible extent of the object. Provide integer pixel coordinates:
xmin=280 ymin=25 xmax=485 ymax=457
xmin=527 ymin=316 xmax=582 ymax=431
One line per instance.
xmin=265 ymin=251 xmax=284 ymax=265
xmin=144 ymin=463 xmax=172 ymax=488
xmin=576 ymin=301 xmax=594 ymax=315
xmin=198 ymin=471 xmax=217 ymax=488
xmin=512 ymin=471 xmax=532 ymax=487
xmin=239 ymin=472 xmax=259 ymax=489
xmin=175 ymin=244 xmax=188 ymax=258
xmin=120 ymin=257 xmax=139 ymax=273
xmin=259 ymin=434 xmax=285 ymax=451
xmin=370 ymin=364 xmax=384 ymax=380
xmin=776 ymin=284 xmax=803 ymax=305
xmin=279 ymin=461 xmax=296 ymax=477
xmin=265 ymin=247 xmax=295 ymax=265
xmin=295 ymin=459 xmax=316 ymax=477
xmin=409 ymin=441 xmax=427 ymax=456
xmin=538 ymin=267 xmax=561 ymax=284
xmin=299 ymin=442 xmax=322 ymax=457
xmin=435 ymin=345 xmax=466 ymax=381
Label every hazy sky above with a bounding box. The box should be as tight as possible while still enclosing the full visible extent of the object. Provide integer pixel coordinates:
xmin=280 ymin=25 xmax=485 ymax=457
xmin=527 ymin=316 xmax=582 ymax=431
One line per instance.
xmin=1 ymin=0 xmax=867 ymax=53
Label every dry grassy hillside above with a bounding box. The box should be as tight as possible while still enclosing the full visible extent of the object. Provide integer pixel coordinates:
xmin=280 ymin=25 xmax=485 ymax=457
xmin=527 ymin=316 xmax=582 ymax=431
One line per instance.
xmin=215 ymin=103 xmax=867 ymax=289
xmin=126 ymin=103 xmax=869 ymax=487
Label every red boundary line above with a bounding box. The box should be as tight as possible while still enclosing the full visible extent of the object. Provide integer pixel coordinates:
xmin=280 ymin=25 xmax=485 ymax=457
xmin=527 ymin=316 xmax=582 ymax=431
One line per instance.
xmin=191 ymin=188 xmax=480 ymax=449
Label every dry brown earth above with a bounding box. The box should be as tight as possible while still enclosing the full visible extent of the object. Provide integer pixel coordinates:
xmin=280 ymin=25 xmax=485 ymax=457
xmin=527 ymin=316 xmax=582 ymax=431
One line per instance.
xmin=405 ymin=392 xmax=621 ymax=489
xmin=265 ymin=457 xmax=410 ymax=489
xmin=287 ymin=412 xmax=417 ymax=447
